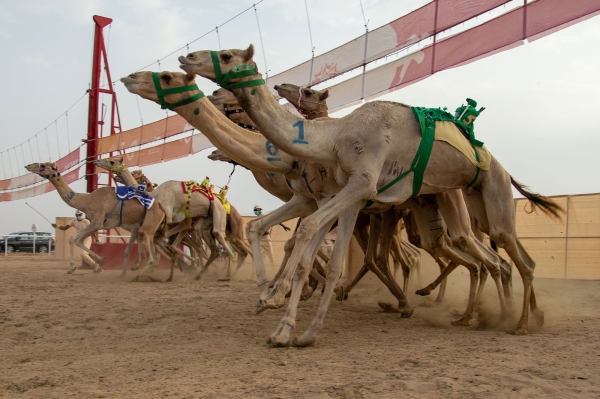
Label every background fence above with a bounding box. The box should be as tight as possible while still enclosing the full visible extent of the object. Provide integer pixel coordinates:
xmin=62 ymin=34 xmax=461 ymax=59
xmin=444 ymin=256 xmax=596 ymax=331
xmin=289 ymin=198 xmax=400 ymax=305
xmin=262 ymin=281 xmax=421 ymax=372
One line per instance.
xmin=49 ymin=192 xmax=598 ymax=280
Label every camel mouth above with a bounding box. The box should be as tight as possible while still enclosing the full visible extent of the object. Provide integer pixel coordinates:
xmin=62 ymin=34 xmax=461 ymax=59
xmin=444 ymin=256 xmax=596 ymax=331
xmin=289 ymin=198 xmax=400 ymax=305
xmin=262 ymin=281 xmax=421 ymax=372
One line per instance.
xmin=179 ymin=63 xmax=197 ymax=73
xmin=274 ymin=85 xmax=290 ymax=94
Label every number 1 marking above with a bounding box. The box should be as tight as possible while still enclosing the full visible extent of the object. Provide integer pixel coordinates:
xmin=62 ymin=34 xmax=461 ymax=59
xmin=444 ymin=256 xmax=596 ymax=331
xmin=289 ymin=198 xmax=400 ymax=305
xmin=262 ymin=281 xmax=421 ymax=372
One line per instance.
xmin=292 ymin=120 xmax=308 ymax=144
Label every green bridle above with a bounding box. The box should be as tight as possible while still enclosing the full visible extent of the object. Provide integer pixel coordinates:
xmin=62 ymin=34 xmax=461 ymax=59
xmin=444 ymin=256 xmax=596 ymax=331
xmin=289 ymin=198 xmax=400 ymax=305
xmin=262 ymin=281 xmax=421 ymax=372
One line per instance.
xmin=210 ymin=51 xmax=265 ymax=90
xmin=152 ymin=72 xmax=205 ymax=110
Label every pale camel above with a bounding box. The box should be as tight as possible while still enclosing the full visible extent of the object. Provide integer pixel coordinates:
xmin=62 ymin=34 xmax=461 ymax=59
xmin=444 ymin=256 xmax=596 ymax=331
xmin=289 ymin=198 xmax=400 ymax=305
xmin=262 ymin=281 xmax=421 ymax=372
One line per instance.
xmin=274 ymin=83 xmax=515 ymax=312
xmin=179 ymin=45 xmax=562 ymax=344
xmin=24 ymin=162 xmax=155 ymax=275
xmin=95 ymin=156 xmax=234 ymax=282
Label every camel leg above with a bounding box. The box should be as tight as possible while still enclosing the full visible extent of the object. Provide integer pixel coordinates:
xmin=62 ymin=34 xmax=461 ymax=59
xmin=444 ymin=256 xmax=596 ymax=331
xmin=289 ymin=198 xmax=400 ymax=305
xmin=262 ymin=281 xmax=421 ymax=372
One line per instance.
xmin=246 ymin=196 xmax=317 ymax=287
xmin=391 ymin=234 xmax=410 ymax=293
xmin=265 ymin=219 xmax=335 ymax=346
xmin=121 ymin=227 xmax=139 ymax=276
xmin=133 ymin=206 xmax=165 ymax=280
xmin=373 ymin=209 xmax=413 ymax=316
xmin=194 ymin=231 xmax=220 ymax=280
xmin=293 ymin=203 xmax=364 ymax=347
xmin=334 ymin=212 xmax=383 ymax=301
xmin=407 ymin=198 xmax=479 ymax=324
xmin=68 ymin=220 xmax=103 ymax=274
xmin=258 ymin=173 xmax=389 ymax=312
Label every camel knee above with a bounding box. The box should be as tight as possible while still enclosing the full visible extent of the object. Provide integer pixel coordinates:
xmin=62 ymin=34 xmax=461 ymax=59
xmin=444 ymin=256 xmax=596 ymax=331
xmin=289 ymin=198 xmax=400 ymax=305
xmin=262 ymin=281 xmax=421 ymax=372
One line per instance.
xmin=450 ymin=236 xmax=469 ymax=252
xmin=489 ymin=231 xmax=509 ymax=248
xmin=296 ymin=219 xmax=319 ymax=242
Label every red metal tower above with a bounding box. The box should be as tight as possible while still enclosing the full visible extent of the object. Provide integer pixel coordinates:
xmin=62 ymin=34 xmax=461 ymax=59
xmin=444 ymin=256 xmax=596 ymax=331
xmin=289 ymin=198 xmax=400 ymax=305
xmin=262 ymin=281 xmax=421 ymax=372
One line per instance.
xmin=86 ymin=15 xmax=122 ymax=193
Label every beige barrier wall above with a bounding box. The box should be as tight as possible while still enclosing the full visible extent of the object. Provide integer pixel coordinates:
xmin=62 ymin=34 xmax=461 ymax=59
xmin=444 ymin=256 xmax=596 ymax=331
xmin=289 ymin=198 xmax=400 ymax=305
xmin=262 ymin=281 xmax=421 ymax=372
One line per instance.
xmin=512 ymin=193 xmax=600 ymax=280
xmin=53 ymin=192 xmax=598 ymax=280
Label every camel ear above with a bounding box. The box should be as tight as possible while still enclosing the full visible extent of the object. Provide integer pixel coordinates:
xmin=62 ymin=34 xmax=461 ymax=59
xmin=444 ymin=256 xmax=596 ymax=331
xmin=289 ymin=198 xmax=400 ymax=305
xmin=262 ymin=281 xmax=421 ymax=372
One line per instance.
xmin=244 ymin=44 xmax=254 ymax=62
xmin=320 ymin=89 xmax=330 ymax=101
xmin=185 ymin=72 xmax=195 ymax=85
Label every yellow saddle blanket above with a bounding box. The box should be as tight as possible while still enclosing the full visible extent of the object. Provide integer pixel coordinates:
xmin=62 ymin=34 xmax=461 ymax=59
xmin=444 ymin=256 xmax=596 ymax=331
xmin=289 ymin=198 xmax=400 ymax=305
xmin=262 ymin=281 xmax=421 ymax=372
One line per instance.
xmin=434 ymin=121 xmax=491 ymax=171
xmin=219 ymin=199 xmax=231 ymax=215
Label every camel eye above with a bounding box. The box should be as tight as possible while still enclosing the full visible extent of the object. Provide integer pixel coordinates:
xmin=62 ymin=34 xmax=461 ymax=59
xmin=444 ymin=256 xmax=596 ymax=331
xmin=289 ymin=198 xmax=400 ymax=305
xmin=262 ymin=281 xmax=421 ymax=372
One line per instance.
xmin=128 ymin=74 xmax=135 ymax=78
xmin=221 ymin=53 xmax=232 ymax=63
xmin=186 ymin=53 xmax=194 ymax=59
xmin=304 ymin=90 xmax=312 ymax=97
xmin=161 ymin=74 xmax=172 ymax=84
xmin=213 ymin=90 xmax=219 ymax=95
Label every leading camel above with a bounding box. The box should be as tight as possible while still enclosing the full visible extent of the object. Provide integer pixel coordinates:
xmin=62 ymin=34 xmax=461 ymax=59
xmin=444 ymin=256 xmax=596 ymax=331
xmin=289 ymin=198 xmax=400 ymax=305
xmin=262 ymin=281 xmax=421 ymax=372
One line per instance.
xmin=179 ymin=45 xmax=561 ymax=344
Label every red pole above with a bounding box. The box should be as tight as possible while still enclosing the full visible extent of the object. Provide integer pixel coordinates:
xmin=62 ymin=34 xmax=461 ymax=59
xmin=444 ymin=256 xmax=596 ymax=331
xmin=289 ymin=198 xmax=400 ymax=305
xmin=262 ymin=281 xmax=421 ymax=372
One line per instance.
xmin=86 ymin=15 xmax=112 ymax=193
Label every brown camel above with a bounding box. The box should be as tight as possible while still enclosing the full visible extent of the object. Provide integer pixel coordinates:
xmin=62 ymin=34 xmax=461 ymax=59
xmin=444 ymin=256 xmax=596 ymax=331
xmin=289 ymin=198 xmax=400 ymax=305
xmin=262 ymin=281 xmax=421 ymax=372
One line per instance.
xmin=94 ymin=156 xmax=234 ymax=282
xmin=94 ymin=157 xmax=204 ymax=282
xmin=24 ymin=162 xmax=156 ymax=275
xmin=179 ymin=45 xmax=562 ymax=345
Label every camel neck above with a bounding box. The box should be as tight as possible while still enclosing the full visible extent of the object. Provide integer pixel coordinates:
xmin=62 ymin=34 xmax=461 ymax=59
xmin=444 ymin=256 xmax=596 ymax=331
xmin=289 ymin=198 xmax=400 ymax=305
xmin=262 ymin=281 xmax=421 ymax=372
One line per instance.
xmin=175 ymin=96 xmax=295 ymax=175
xmin=48 ymin=174 xmax=88 ymax=211
xmin=232 ymin=83 xmax=335 ymax=165
xmin=117 ymin=169 xmax=138 ymax=187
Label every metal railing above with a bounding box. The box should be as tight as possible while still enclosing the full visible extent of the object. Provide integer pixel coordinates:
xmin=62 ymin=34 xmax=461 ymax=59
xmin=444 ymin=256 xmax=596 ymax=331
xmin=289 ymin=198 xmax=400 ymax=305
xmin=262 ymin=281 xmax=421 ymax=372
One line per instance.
xmin=1 ymin=234 xmax=55 ymax=257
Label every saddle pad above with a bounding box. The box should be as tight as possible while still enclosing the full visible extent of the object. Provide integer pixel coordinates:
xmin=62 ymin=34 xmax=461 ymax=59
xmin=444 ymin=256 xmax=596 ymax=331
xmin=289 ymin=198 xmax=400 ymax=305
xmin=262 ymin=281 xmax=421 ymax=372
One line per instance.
xmin=181 ymin=181 xmax=214 ymax=200
xmin=434 ymin=121 xmax=491 ymax=171
xmin=115 ymin=184 xmax=155 ymax=209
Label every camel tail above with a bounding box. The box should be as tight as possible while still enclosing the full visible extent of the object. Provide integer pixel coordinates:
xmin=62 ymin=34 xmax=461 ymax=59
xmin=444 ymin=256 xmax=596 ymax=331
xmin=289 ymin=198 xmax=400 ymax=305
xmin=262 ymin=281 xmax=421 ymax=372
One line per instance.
xmin=510 ymin=176 xmax=564 ymax=221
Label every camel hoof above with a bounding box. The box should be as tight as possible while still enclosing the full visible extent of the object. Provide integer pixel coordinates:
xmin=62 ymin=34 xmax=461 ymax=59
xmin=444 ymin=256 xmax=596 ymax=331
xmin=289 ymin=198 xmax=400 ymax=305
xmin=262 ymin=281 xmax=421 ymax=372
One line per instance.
xmin=378 ymin=302 xmax=400 ymax=313
xmin=532 ymin=309 xmax=545 ymax=327
xmin=255 ymin=298 xmax=284 ymax=314
xmin=66 ymin=266 xmax=76 ymax=275
xmin=334 ymin=286 xmax=346 ymax=301
xmin=217 ymin=278 xmax=230 ymax=282
xmin=130 ymin=265 xmax=140 ymax=271
xmin=510 ymin=326 xmax=529 ymax=335
xmin=415 ymin=287 xmax=432 ymax=296
xmin=400 ymin=306 xmax=415 ymax=318
xmin=293 ymin=335 xmax=316 ymax=347
xmin=451 ymin=317 xmax=471 ymax=327
xmin=98 ymin=257 xmax=105 ymax=267
xmin=266 ymin=335 xmax=291 ymax=347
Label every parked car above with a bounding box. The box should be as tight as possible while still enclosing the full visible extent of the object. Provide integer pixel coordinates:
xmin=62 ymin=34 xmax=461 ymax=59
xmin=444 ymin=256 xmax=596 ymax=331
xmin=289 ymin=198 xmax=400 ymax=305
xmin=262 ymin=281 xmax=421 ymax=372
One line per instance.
xmin=0 ymin=231 xmax=55 ymax=253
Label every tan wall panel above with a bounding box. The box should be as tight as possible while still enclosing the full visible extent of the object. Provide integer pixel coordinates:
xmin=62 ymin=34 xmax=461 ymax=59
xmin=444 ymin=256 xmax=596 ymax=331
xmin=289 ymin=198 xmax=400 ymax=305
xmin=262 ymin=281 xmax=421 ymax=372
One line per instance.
xmin=519 ymin=238 xmax=566 ymax=279
xmin=565 ymin=238 xmax=600 ymax=280
xmin=567 ymin=195 xmax=600 ymax=237
xmin=515 ymin=197 xmax=567 ymax=238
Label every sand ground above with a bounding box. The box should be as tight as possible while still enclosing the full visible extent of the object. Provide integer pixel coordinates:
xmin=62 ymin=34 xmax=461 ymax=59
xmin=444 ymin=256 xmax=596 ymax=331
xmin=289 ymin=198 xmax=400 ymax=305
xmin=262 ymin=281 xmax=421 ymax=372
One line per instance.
xmin=1 ymin=254 xmax=599 ymax=398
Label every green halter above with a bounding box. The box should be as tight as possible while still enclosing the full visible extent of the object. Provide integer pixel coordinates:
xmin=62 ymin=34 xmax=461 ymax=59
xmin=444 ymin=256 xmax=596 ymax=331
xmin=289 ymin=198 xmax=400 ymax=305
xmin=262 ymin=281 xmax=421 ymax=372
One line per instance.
xmin=152 ymin=72 xmax=205 ymax=110
xmin=210 ymin=51 xmax=265 ymax=90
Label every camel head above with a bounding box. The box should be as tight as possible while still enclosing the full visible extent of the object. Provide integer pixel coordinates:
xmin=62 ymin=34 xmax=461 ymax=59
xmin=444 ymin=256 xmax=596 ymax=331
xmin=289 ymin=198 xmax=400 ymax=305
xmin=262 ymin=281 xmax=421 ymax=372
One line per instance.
xmin=179 ymin=45 xmax=259 ymax=88
xmin=208 ymin=149 xmax=235 ymax=164
xmin=94 ymin=156 xmax=126 ymax=174
xmin=24 ymin=162 xmax=59 ymax=178
xmin=121 ymin=71 xmax=200 ymax=110
xmin=274 ymin=83 xmax=329 ymax=118
xmin=207 ymin=88 xmax=237 ymax=107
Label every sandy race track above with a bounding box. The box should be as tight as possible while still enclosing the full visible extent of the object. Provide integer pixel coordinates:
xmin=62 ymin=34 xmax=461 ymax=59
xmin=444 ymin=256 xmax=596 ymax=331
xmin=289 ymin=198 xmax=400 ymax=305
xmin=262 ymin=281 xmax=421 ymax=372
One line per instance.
xmin=1 ymin=254 xmax=599 ymax=398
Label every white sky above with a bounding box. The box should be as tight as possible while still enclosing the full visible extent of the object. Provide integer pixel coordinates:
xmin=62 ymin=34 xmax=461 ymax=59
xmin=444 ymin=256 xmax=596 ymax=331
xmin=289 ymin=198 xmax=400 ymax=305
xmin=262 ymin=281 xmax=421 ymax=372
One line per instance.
xmin=0 ymin=0 xmax=599 ymax=234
